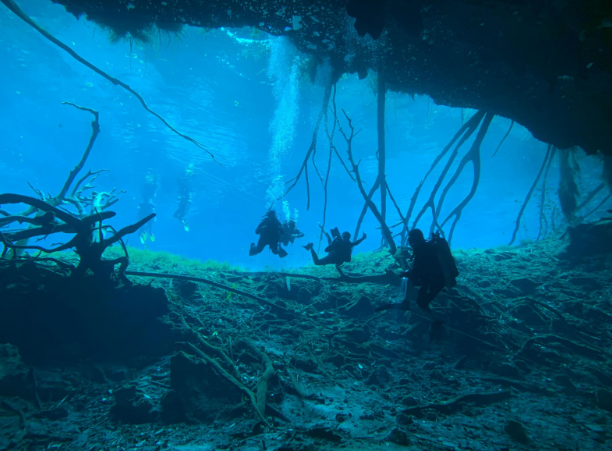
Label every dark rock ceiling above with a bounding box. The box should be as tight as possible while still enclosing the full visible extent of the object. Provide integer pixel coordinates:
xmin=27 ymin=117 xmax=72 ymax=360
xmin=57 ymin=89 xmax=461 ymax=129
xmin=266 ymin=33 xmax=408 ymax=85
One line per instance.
xmin=50 ymin=0 xmax=612 ymax=155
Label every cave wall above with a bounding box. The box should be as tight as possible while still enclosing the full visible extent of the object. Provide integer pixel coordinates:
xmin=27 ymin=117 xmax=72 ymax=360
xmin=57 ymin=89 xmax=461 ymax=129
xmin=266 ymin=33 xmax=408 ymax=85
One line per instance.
xmin=48 ymin=0 xmax=612 ymax=154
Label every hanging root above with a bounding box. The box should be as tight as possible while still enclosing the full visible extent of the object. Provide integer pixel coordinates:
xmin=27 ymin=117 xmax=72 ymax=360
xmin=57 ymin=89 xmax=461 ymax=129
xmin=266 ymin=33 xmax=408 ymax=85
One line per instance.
xmin=336 ymin=110 xmax=397 ymax=254
xmin=0 ymin=0 xmax=217 ymax=163
xmin=437 ymin=113 xmax=494 ymax=244
xmin=537 ymin=147 xmax=556 ymax=240
xmin=492 ymin=120 xmax=514 ymax=157
xmin=409 ymin=110 xmax=487 ymax=239
xmin=509 ymin=144 xmax=554 ymax=245
xmin=282 ymin=82 xmax=332 ymax=209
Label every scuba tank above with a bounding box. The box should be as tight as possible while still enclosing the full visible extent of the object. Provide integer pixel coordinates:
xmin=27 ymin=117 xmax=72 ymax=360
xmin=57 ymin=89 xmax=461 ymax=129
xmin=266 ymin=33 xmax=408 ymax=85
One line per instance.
xmin=431 ymin=231 xmax=459 ymax=288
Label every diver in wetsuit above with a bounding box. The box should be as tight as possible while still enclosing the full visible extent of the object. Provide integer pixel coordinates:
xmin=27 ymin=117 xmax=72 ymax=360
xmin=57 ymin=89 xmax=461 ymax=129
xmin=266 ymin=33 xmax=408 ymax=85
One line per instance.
xmin=378 ymin=229 xmax=459 ymax=326
xmin=250 ymin=211 xmax=288 ymax=258
xmin=280 ymin=219 xmax=305 ymax=246
xmin=303 ymin=231 xmax=367 ymax=268
xmin=174 ymin=166 xmax=194 ymax=232
xmin=137 ymin=172 xmax=158 ymax=244
xmin=402 ymin=229 xmax=447 ymax=321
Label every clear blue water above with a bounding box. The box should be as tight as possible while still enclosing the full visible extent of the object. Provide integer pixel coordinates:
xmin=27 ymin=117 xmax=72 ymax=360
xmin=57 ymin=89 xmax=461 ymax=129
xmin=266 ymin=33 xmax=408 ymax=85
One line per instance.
xmin=0 ymin=0 xmax=607 ymax=270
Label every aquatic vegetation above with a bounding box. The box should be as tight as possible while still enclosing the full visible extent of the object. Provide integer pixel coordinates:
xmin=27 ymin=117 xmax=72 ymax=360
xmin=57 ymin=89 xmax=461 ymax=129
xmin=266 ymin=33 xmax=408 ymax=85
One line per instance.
xmin=104 ymin=247 xmax=244 ymax=273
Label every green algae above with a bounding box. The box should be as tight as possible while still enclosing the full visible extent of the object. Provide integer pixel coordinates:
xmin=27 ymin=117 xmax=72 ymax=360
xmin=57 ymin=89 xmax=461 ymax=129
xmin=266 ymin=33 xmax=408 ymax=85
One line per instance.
xmin=103 ymin=246 xmax=244 ymax=274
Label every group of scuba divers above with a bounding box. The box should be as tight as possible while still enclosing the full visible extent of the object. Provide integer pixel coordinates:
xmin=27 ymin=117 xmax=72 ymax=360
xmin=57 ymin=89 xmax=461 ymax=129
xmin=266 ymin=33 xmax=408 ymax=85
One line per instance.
xmin=249 ymin=210 xmax=459 ymax=330
xmin=137 ymin=170 xmax=458 ymax=330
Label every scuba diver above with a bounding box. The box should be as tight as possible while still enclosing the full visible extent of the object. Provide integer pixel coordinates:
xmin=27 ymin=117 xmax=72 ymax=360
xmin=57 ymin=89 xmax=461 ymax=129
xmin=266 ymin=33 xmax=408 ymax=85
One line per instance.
xmin=137 ymin=171 xmax=158 ymax=244
xmin=174 ymin=165 xmax=194 ymax=232
xmin=303 ymin=230 xmax=367 ymax=268
xmin=377 ymin=229 xmax=459 ymax=326
xmin=250 ymin=210 xmax=288 ymax=258
xmin=280 ymin=219 xmax=305 ymax=246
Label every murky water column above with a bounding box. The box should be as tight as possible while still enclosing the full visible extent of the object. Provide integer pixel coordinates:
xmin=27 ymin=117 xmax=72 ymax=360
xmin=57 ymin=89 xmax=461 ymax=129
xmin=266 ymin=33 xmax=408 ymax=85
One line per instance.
xmin=266 ymin=37 xmax=300 ymax=217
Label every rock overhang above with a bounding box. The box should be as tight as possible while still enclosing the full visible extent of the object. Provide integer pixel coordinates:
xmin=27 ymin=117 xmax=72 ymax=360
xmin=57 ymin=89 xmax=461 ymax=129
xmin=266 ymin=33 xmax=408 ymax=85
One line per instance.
xmin=48 ymin=0 xmax=612 ymax=155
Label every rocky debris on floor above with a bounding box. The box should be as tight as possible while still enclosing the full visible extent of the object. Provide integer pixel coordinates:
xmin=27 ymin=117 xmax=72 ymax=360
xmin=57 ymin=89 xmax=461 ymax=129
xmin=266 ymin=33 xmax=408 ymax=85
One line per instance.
xmin=0 ymin=237 xmax=611 ymax=450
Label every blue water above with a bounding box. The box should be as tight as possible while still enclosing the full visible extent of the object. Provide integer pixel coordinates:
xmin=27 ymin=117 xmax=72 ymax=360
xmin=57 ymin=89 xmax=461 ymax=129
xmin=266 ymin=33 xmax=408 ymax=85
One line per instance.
xmin=0 ymin=0 xmax=607 ymax=270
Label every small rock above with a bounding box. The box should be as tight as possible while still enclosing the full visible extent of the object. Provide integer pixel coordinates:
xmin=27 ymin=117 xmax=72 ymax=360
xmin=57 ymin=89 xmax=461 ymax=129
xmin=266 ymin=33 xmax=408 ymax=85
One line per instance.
xmin=386 ymin=427 xmax=410 ymax=446
xmin=0 ymin=344 xmax=34 ymax=400
xmin=396 ymin=413 xmax=413 ymax=426
xmin=35 ymin=370 xmax=73 ymax=401
xmin=569 ymin=277 xmax=601 ymax=290
xmin=347 ymin=325 xmax=371 ymax=344
xmin=297 ymin=287 xmax=312 ymax=303
xmin=365 ymin=366 xmax=391 ymax=386
xmin=514 ymin=360 xmax=530 ymax=373
xmin=586 ymin=424 xmax=605 ymax=433
xmin=34 ymin=407 xmax=69 ymax=421
xmin=107 ymin=367 xmax=128 ymax=382
xmin=161 ymin=389 xmax=186 ymax=423
xmin=504 ymin=420 xmax=529 ymax=443
xmin=488 ymin=361 xmax=521 ymax=378
xmin=553 ymin=374 xmax=576 ymax=393
xmin=422 ymin=361 xmax=437 ymax=370
xmin=176 ymin=280 xmax=198 ymax=298
xmin=111 ymin=385 xmax=158 ymax=424
xmin=304 ymin=427 xmax=342 ymax=442
xmin=335 ymin=413 xmax=350 ymax=423
xmin=510 ymin=278 xmax=538 ymax=294
xmin=342 ymin=296 xmax=374 ymax=318
xmin=596 ymin=388 xmax=612 ymax=412
xmin=169 ymin=351 xmax=242 ymax=422
xmin=400 ymin=396 xmax=418 ymax=407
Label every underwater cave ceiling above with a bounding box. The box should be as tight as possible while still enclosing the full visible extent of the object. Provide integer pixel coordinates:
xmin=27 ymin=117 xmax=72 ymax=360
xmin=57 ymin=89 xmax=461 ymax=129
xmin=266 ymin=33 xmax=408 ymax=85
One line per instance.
xmin=50 ymin=0 xmax=612 ymax=155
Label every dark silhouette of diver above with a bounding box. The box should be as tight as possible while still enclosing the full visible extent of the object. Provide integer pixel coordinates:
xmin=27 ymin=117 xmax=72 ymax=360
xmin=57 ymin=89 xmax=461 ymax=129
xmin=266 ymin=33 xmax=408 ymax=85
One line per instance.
xmin=303 ymin=230 xmax=367 ymax=268
xmin=377 ymin=229 xmax=459 ymax=328
xmin=250 ymin=211 xmax=288 ymax=258
xmin=137 ymin=172 xmax=158 ymax=244
xmin=280 ymin=219 xmax=305 ymax=246
xmin=174 ymin=166 xmax=194 ymax=232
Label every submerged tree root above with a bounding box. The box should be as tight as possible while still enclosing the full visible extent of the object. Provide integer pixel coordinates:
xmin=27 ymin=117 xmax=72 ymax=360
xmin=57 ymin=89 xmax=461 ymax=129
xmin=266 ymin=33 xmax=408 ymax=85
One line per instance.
xmin=516 ymin=334 xmax=606 ymax=361
xmin=126 ymin=270 xmax=292 ymax=314
xmin=177 ymin=312 xmax=281 ymax=426
xmin=401 ymin=391 xmax=512 ymax=417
